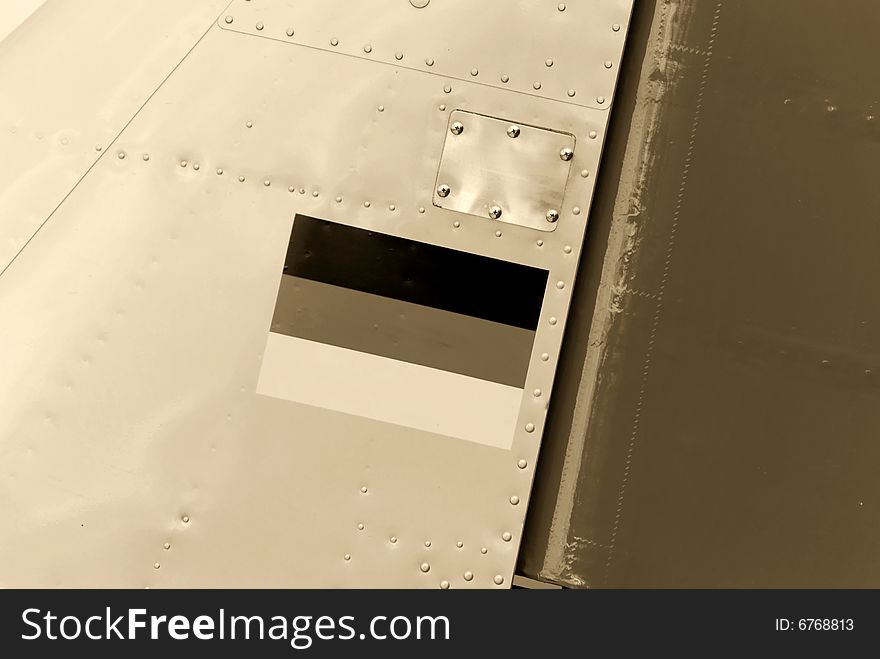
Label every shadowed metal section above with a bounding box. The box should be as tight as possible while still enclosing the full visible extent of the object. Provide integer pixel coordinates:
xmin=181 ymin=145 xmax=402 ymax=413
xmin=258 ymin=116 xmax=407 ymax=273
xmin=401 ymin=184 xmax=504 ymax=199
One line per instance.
xmin=522 ymin=0 xmax=880 ymax=588
xmin=272 ymin=276 xmax=536 ymax=388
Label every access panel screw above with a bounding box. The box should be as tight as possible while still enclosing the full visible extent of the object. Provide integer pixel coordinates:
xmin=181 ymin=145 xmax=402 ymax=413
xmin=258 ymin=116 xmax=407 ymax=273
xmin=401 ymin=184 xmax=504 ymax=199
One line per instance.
xmin=450 ymin=121 xmax=464 ymax=135
xmin=489 ymin=205 xmax=503 ymax=219
xmin=560 ymin=147 xmax=574 ymax=161
xmin=437 ymin=184 xmax=451 ymax=198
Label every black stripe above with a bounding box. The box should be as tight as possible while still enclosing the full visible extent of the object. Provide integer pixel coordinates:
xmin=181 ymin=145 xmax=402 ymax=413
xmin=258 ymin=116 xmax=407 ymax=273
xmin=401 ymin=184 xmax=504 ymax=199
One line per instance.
xmin=284 ymin=215 xmax=547 ymax=330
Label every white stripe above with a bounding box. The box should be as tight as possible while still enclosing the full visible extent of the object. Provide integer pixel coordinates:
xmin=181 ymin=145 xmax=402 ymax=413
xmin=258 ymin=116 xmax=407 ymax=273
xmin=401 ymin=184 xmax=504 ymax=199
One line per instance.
xmin=257 ymin=332 xmax=522 ymax=450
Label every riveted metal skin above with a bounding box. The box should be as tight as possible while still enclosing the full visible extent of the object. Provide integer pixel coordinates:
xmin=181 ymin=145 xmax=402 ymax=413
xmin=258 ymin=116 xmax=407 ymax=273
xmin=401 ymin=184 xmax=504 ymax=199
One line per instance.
xmin=220 ymin=0 xmax=629 ymax=112
xmin=0 ymin=0 xmax=633 ymax=588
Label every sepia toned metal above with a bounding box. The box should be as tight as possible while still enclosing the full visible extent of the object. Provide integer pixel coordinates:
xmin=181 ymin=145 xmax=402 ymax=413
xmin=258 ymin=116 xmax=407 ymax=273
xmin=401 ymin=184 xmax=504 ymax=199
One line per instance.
xmin=0 ymin=0 xmax=633 ymax=587
xmin=434 ymin=111 xmax=575 ymax=231
xmin=521 ymin=0 xmax=880 ymax=588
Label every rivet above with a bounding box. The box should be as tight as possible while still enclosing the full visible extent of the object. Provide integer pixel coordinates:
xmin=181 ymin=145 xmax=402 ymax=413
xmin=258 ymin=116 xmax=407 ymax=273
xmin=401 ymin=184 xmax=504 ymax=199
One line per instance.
xmin=238 ymin=175 xmax=245 ymax=182
xmin=389 ymin=204 xmax=396 ymax=211
xmin=533 ymin=81 xmax=542 ymax=90
xmin=605 ymin=60 xmax=613 ymax=69
xmin=364 ymin=201 xmax=371 ymax=208
xmin=470 ymin=67 xmax=479 ymax=76
xmin=507 ymin=125 xmax=521 ymax=138
xmin=425 ymin=540 xmax=432 ymax=547
xmin=450 ymin=121 xmax=464 ymax=135
xmin=581 ymin=169 xmax=590 ymax=177
xmin=163 ymin=542 xmax=171 ymax=550
xmin=568 ymin=89 xmax=576 ymax=97
xmin=344 ymin=554 xmax=351 ymax=561
xmin=336 ymin=196 xmax=343 ymax=203
xmin=360 ymin=486 xmax=368 ymax=493
xmin=154 ymin=563 xmax=160 ymax=569
xmin=217 ymin=168 xmax=224 ymax=175
xmin=612 ymin=23 xmax=621 ymax=31
xmin=525 ymin=423 xmax=535 ymax=433
xmin=597 ymin=96 xmax=606 ymax=104
xmin=545 ymin=58 xmax=553 ymax=67
xmin=420 ymin=563 xmax=431 ymax=573
xmin=364 ymin=44 xmax=372 ymax=53
xmin=142 ymin=154 xmax=150 ymax=162
xmin=456 ymin=541 xmax=464 ymax=548
xmin=182 ymin=515 xmax=190 ymax=523
xmin=439 ymin=103 xmax=447 ymax=111
xmin=357 ymin=523 xmax=364 ymax=530
xmin=312 ymin=190 xmax=319 ymax=198
xmin=488 ymin=205 xmax=503 ymax=219
xmin=502 ymin=532 xmax=512 ymax=542
xmin=443 ymin=84 xmax=452 ymax=94
xmin=560 ymin=147 xmax=574 ymax=161
xmin=193 ymin=163 xmax=200 ymax=171
xmin=395 ymin=52 xmax=404 ymax=60
xmin=246 ymin=121 xmax=253 ymax=128
xmin=440 ymin=581 xmax=450 ymax=589
xmin=558 ymin=3 xmax=566 ymax=11
xmin=264 ymin=179 xmax=271 ymax=187
xmin=288 ymin=185 xmax=295 ymax=192
xmin=426 ymin=57 xmax=434 ymax=66
xmin=378 ymin=105 xmax=385 ymax=112
xmin=501 ymin=74 xmax=510 ymax=83
xmin=331 ymin=38 xmax=339 ymax=46
xmin=494 ymin=575 xmax=505 ymax=585
xmin=518 ymin=459 xmax=528 ymax=469
xmin=537 ymin=240 xmax=544 ymax=247
xmin=418 ymin=207 xmax=426 ymax=214
xmin=464 ymin=571 xmax=474 ymax=581
xmin=95 ymin=145 xmax=102 ymax=152
xmin=564 ymin=245 xmax=573 ymax=254
xmin=390 ymin=536 xmax=398 ymax=544
xmin=549 ymin=317 xmax=558 ymax=325
xmin=589 ymin=130 xmax=598 ymax=139
xmin=299 ymin=188 xmax=306 ymax=194
xmin=495 ymin=230 xmax=503 ymax=237
xmin=510 ymin=496 xmax=520 ymax=505
xmin=453 ymin=221 xmax=461 ymax=228
xmin=481 ymin=547 xmax=488 ymax=554
xmin=541 ymin=353 xmax=550 ymax=361
xmin=437 ymin=184 xmax=451 ymax=198
xmin=547 ymin=209 xmax=560 ymax=223
xmin=117 ymin=151 xmax=125 ymax=159
xmin=224 ymin=16 xmax=233 ymax=24
xmin=572 ymin=207 xmax=581 ymax=216
xmin=286 ymin=28 xmax=294 ymax=37
xmin=256 ymin=22 xmax=263 ymax=31
xmin=534 ymin=389 xmax=542 ymax=397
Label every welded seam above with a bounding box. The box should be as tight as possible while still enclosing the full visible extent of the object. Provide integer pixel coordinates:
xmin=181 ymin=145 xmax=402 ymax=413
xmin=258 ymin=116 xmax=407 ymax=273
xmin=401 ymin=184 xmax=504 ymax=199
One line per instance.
xmin=602 ymin=1 xmax=723 ymax=584
xmin=0 ymin=1 xmax=234 ymax=280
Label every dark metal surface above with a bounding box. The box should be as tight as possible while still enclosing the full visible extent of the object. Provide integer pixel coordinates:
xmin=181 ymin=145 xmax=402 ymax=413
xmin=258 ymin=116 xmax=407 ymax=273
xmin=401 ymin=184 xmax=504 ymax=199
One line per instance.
xmin=522 ymin=0 xmax=880 ymax=587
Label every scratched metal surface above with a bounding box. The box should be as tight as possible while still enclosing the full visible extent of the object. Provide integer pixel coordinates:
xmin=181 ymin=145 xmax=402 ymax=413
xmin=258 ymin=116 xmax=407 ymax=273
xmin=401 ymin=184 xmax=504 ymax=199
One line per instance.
xmin=0 ymin=0 xmax=633 ymax=587
xmin=521 ymin=0 xmax=880 ymax=587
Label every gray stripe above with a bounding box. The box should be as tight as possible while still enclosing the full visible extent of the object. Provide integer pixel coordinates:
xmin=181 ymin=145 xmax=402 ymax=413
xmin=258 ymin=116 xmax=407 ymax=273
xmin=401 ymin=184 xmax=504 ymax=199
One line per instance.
xmin=271 ymin=275 xmax=535 ymax=388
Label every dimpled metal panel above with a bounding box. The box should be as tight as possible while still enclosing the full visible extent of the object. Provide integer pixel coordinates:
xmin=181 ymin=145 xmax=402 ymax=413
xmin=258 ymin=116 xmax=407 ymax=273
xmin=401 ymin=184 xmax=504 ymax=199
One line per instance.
xmin=0 ymin=0 xmax=633 ymax=587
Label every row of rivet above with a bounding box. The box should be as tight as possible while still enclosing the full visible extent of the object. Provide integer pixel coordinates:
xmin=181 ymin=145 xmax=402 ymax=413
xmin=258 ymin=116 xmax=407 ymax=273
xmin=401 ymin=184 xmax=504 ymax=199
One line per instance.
xmin=354 ymin=486 xmax=507 ymax=586
xmin=222 ymin=15 xmax=620 ymax=104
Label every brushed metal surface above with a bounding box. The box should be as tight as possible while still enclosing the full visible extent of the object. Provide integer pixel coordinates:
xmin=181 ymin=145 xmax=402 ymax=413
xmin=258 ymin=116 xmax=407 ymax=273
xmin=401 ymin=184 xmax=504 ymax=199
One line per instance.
xmin=434 ymin=111 xmax=575 ymax=232
xmin=0 ymin=0 xmax=633 ymax=587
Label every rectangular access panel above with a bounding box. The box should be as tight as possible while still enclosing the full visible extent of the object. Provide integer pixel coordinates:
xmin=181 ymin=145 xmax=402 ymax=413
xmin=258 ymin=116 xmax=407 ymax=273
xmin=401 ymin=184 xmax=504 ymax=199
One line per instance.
xmin=0 ymin=0 xmax=634 ymax=588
